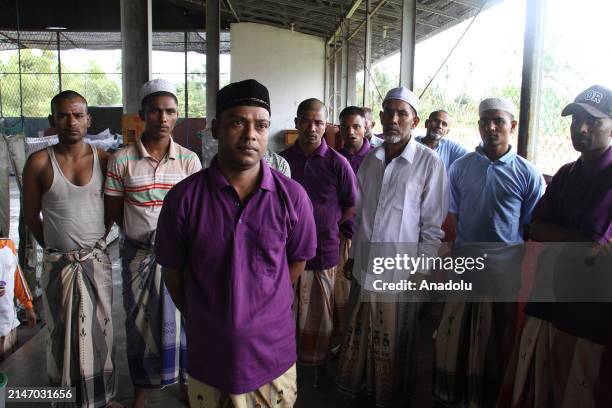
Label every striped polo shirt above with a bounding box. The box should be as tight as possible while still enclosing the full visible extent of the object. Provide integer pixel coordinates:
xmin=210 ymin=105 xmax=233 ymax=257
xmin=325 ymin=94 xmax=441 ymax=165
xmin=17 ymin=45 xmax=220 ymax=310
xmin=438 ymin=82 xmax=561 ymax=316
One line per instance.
xmin=105 ymin=136 xmax=202 ymax=244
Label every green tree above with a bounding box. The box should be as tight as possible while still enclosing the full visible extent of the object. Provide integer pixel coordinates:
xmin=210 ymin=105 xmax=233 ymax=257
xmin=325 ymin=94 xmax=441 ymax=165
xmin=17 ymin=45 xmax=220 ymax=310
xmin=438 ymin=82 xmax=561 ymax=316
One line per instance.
xmin=0 ymin=50 xmax=121 ymax=117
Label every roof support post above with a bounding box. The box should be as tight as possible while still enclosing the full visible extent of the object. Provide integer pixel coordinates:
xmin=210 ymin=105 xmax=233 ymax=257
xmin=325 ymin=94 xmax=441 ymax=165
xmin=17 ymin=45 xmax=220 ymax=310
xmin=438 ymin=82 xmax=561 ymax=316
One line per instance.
xmin=206 ymin=0 xmax=220 ymax=125
xmin=362 ymin=0 xmax=372 ymax=107
xmin=120 ymin=0 xmax=152 ymax=113
xmin=399 ymin=0 xmax=416 ymax=89
xmin=341 ymin=36 xmax=349 ymax=109
xmin=517 ymin=0 xmax=547 ymax=160
xmin=346 ymin=45 xmax=358 ymax=107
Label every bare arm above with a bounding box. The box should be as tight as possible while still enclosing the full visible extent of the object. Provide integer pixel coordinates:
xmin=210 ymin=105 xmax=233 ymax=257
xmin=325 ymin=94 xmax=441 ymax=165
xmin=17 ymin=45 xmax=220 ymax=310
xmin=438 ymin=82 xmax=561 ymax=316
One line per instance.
xmin=529 ymin=219 xmax=589 ymax=242
xmin=22 ymin=152 xmax=47 ymax=247
xmin=97 ymin=148 xmax=114 ymax=235
xmin=289 ymin=260 xmax=306 ymax=283
xmin=162 ymin=267 xmax=185 ymax=314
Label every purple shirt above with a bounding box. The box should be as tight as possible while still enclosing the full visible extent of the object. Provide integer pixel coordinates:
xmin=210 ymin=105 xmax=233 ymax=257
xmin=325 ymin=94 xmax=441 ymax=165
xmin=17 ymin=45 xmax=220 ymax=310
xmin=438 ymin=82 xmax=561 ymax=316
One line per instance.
xmin=340 ymin=137 xmax=374 ymax=174
xmin=526 ymin=146 xmax=612 ymax=344
xmin=533 ymin=146 xmax=611 ymax=244
xmin=280 ymin=138 xmax=358 ymax=270
xmin=154 ymin=158 xmax=317 ymax=393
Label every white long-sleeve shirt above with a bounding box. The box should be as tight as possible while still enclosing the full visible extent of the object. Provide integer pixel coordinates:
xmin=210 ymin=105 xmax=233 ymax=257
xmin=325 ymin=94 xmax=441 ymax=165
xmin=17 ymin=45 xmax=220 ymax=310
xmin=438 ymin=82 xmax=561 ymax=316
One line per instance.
xmin=350 ymin=137 xmax=449 ymax=287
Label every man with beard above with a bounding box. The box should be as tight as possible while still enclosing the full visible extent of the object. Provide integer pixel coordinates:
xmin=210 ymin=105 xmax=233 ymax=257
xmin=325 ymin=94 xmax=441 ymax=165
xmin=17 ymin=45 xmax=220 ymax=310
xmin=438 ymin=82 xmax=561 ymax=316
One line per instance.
xmin=105 ymin=79 xmax=201 ymax=407
xmin=155 ymin=79 xmax=316 ymax=407
xmin=415 ymin=110 xmax=468 ymax=171
xmin=498 ymin=85 xmax=612 ymax=408
xmin=280 ymin=99 xmax=358 ymax=382
xmin=23 ymin=90 xmax=119 ymax=407
xmin=362 ymin=107 xmax=383 ymax=147
xmin=433 ymin=98 xmax=545 ymax=407
xmin=336 ymin=87 xmax=448 ymax=406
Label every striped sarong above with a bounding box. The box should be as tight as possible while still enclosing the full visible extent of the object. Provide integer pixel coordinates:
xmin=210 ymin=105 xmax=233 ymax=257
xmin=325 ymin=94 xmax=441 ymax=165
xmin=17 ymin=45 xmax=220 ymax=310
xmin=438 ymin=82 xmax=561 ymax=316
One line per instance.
xmin=336 ymin=284 xmax=420 ymax=407
xmin=497 ymin=316 xmax=608 ymax=408
xmin=41 ymin=241 xmax=116 ymax=407
xmin=294 ymin=267 xmax=336 ymax=365
xmin=121 ymin=237 xmax=187 ymax=388
xmin=433 ymin=300 xmax=516 ymax=408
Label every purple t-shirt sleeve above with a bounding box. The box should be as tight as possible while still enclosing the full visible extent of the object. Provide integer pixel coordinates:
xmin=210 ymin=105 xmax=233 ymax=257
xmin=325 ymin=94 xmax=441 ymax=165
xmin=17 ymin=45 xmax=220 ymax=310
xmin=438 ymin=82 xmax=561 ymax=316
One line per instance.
xmin=337 ymin=156 xmax=358 ymax=210
xmin=155 ymin=186 xmax=188 ymax=269
xmin=286 ymin=188 xmax=317 ymax=263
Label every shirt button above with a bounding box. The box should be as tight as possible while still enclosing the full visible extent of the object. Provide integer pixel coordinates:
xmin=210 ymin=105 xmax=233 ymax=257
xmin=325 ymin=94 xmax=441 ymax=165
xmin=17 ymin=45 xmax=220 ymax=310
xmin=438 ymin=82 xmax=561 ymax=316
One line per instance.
xmin=239 ymin=219 xmax=243 ymax=224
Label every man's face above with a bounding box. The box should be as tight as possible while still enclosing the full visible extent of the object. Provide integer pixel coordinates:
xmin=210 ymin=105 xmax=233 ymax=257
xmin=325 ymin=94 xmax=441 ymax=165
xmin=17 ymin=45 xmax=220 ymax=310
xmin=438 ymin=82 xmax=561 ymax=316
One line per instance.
xmin=295 ymin=108 xmax=326 ymax=146
xmin=141 ymin=95 xmax=179 ymax=139
xmin=340 ymin=114 xmax=366 ymax=150
xmin=425 ymin=111 xmax=451 ymax=141
xmin=213 ymin=105 xmax=270 ymax=170
xmin=478 ymin=109 xmax=516 ymax=150
xmin=379 ymin=99 xmax=419 ymax=144
xmin=49 ymin=97 xmax=91 ymax=144
xmin=570 ymin=110 xmax=612 ymax=153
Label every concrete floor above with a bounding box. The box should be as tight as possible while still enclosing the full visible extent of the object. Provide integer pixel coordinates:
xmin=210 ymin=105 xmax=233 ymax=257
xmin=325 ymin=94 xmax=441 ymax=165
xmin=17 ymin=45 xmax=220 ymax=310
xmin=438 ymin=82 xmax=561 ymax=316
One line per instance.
xmin=1 ymin=175 xmax=440 ymax=407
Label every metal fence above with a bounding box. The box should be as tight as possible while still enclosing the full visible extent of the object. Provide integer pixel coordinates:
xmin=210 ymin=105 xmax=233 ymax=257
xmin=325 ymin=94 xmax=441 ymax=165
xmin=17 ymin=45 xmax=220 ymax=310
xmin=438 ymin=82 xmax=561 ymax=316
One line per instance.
xmin=0 ymin=31 xmax=231 ymax=137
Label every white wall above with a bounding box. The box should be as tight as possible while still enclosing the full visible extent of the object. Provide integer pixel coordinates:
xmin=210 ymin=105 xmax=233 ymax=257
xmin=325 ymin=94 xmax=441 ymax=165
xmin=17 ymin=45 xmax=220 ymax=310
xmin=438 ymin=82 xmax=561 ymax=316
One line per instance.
xmin=231 ymin=23 xmax=325 ymax=152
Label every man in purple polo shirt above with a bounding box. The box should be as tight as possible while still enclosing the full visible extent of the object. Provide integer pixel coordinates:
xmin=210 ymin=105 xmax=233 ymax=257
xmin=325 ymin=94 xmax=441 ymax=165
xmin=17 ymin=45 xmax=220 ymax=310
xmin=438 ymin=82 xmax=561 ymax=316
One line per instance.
xmin=155 ymin=79 xmax=317 ymax=407
xmin=335 ymin=106 xmax=373 ymax=340
xmin=499 ymin=85 xmax=612 ymax=408
xmin=280 ymin=98 xmax=358 ymax=378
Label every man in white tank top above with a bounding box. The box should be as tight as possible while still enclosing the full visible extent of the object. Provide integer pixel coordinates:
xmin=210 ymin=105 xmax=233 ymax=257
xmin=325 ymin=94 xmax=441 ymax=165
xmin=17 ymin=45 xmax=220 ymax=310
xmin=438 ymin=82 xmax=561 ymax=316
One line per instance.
xmin=23 ymin=91 xmax=120 ymax=408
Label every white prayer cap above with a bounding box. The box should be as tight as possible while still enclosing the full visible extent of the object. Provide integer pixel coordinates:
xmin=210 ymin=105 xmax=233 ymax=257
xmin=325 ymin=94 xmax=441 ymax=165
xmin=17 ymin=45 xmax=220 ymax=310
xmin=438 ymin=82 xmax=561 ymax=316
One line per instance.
xmin=479 ymin=97 xmax=516 ymax=117
xmin=383 ymin=86 xmax=419 ymax=114
xmin=140 ymin=78 xmax=177 ymax=102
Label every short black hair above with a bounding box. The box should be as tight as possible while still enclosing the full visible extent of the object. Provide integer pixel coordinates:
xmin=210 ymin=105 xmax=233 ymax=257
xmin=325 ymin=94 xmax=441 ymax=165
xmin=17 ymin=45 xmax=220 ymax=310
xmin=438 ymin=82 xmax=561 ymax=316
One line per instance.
xmin=297 ymin=98 xmax=326 ymax=118
xmin=339 ymin=106 xmax=365 ymax=122
xmin=428 ymin=110 xmax=449 ymax=120
xmin=50 ymin=90 xmax=87 ymax=115
xmin=141 ymin=91 xmax=179 ymax=111
xmin=361 ymin=107 xmax=373 ymax=119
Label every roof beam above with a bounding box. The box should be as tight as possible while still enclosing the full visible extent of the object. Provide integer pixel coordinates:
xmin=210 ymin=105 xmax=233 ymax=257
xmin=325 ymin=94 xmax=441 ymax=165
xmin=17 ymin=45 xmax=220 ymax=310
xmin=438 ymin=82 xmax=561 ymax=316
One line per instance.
xmin=346 ymin=0 xmax=387 ymax=42
xmin=327 ymin=0 xmax=363 ymax=45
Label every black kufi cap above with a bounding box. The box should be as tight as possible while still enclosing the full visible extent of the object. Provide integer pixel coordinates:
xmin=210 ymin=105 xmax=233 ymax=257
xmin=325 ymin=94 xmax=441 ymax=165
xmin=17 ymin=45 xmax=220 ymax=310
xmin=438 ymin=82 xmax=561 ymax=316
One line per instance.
xmin=216 ymin=79 xmax=271 ymax=117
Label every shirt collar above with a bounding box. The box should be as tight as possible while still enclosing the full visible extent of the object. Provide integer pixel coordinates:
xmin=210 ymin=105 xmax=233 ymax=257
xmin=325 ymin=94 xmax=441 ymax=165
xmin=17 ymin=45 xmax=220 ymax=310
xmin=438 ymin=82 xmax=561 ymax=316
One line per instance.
xmin=475 ymin=143 xmax=517 ymax=164
xmin=135 ymin=136 xmax=177 ymax=160
xmin=292 ymin=137 xmax=328 ymax=158
xmin=208 ymin=155 xmax=276 ymax=192
xmin=570 ymin=145 xmax=612 ymax=177
xmin=342 ymin=137 xmax=371 ymax=158
xmin=374 ymin=135 xmax=417 ymax=164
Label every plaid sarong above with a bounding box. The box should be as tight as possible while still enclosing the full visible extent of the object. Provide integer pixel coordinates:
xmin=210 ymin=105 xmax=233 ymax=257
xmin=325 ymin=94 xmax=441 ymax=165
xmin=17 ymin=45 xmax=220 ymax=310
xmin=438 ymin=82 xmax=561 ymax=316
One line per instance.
xmin=42 ymin=241 xmax=116 ymax=407
xmin=121 ymin=237 xmax=187 ymax=388
xmin=497 ymin=316 xmax=607 ymax=408
xmin=433 ymin=300 xmax=516 ymax=408
xmin=294 ymin=267 xmax=336 ymax=365
xmin=336 ymin=284 xmax=420 ymax=407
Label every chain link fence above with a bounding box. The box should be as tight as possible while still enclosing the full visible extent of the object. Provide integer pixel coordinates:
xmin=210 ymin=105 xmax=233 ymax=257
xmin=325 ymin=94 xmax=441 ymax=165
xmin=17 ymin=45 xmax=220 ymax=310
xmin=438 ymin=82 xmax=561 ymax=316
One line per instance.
xmin=355 ymin=0 xmax=609 ymax=177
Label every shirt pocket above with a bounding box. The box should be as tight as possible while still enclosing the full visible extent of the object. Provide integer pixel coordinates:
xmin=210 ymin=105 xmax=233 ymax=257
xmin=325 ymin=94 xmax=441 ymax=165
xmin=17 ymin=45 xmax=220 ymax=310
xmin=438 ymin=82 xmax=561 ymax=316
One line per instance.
xmin=256 ymin=228 xmax=287 ymax=279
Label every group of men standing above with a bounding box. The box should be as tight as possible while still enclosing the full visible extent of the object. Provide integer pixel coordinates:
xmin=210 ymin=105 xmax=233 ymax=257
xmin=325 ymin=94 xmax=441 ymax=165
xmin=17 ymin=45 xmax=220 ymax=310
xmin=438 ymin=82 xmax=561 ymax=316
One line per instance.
xmin=19 ymin=75 xmax=610 ymax=408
